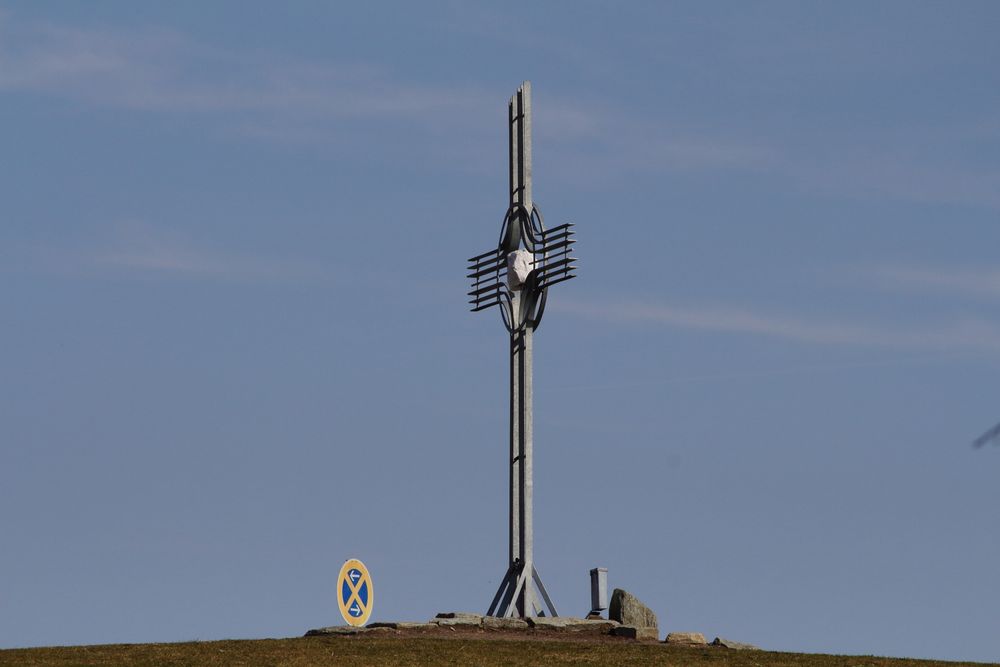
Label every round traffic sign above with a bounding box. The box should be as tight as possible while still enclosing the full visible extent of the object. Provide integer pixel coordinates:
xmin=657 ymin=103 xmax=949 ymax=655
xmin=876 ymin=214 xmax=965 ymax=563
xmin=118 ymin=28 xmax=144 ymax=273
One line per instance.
xmin=337 ymin=558 xmax=373 ymax=626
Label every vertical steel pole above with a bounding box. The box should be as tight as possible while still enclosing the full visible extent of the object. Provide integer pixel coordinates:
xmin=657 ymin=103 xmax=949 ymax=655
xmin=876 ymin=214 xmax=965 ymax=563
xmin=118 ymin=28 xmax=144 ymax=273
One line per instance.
xmin=507 ymin=88 xmax=522 ymax=611
xmin=521 ymin=319 xmax=534 ymax=615
xmin=479 ymin=82 xmax=564 ymax=619
xmin=509 ymin=300 xmax=521 ymax=573
xmin=509 ymin=82 xmax=535 ymax=617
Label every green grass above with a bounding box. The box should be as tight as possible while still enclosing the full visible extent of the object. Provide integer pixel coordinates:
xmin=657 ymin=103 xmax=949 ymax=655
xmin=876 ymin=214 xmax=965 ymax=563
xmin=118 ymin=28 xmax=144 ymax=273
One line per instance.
xmin=0 ymin=635 xmax=994 ymax=667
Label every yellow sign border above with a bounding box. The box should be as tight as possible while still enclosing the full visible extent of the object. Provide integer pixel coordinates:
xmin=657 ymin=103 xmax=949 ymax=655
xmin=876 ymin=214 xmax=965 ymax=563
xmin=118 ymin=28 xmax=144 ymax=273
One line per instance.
xmin=337 ymin=558 xmax=373 ymax=626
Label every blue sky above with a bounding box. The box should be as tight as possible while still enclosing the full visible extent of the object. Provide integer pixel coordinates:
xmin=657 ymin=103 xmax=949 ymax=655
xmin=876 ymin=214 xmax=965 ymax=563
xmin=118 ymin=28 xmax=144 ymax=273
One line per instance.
xmin=2 ymin=1 xmax=999 ymax=662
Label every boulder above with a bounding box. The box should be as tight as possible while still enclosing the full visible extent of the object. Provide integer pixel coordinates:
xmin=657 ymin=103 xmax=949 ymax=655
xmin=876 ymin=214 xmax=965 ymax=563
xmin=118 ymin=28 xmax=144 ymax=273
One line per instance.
xmin=612 ymin=625 xmax=659 ymax=641
xmin=712 ymin=637 xmax=761 ymax=650
xmin=608 ymin=589 xmax=658 ymax=633
xmin=666 ymin=631 xmax=707 ymax=646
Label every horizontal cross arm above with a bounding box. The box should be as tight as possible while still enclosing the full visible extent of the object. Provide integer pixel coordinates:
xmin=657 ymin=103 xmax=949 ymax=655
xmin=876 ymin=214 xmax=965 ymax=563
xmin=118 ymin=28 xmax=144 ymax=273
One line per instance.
xmin=533 ymin=255 xmax=576 ymax=276
xmin=467 ymin=247 xmax=503 ymax=264
xmin=541 ymin=221 xmax=574 ymax=234
xmin=537 ymin=272 xmax=577 ymax=291
xmin=534 ymin=237 xmax=575 ymax=257
xmin=470 ymin=298 xmax=503 ymax=313
xmin=468 ymin=261 xmax=508 ymax=280
xmin=468 ymin=282 xmax=505 ymax=298
xmin=538 ymin=225 xmax=574 ymax=244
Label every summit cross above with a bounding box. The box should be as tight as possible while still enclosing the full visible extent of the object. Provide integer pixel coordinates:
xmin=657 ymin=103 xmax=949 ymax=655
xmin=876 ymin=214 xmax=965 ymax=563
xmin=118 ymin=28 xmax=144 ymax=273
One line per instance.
xmin=466 ymin=81 xmax=578 ymax=619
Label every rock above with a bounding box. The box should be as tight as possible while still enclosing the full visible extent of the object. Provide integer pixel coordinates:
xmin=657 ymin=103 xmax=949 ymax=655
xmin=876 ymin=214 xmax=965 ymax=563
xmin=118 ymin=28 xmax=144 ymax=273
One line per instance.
xmin=666 ymin=632 xmax=707 ymax=646
xmin=366 ymin=622 xmax=436 ymax=631
xmin=434 ymin=618 xmax=483 ymax=628
xmin=608 ymin=589 xmax=658 ymax=633
xmin=304 ymin=625 xmax=366 ymax=636
xmin=432 ymin=612 xmax=483 ymax=628
xmin=712 ymin=637 xmax=761 ymax=650
xmin=435 ymin=612 xmax=483 ymax=621
xmin=527 ymin=616 xmax=579 ymax=631
xmin=395 ymin=622 xmax=437 ymax=631
xmin=612 ymin=625 xmax=660 ymax=641
xmin=483 ymin=617 xmax=529 ymax=631
xmin=528 ymin=617 xmax=618 ymax=634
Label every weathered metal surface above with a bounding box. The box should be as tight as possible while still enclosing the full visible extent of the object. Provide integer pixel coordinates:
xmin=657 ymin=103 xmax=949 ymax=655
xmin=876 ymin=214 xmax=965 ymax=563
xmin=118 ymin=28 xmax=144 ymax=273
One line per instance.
xmin=590 ymin=567 xmax=608 ymax=613
xmin=468 ymin=82 xmax=577 ymax=619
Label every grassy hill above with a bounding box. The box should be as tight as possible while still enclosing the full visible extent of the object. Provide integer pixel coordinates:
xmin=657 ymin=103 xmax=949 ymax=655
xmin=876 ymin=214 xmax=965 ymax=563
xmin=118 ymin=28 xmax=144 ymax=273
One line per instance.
xmin=0 ymin=633 xmax=994 ymax=667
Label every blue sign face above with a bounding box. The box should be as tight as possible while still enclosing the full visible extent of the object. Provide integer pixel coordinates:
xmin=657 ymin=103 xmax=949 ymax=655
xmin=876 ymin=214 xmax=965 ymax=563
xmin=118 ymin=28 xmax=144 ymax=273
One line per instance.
xmin=337 ymin=558 xmax=373 ymax=626
xmin=341 ymin=569 xmax=369 ymax=617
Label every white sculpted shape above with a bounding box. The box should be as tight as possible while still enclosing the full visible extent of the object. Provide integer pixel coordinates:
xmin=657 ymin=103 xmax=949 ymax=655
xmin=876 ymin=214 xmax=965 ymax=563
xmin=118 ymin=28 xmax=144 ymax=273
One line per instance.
xmin=507 ymin=249 xmax=534 ymax=291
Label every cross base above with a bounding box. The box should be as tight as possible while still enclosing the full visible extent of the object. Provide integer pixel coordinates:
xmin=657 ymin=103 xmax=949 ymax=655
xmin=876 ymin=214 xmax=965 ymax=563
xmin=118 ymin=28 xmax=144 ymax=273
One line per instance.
xmin=486 ymin=559 xmax=558 ymax=618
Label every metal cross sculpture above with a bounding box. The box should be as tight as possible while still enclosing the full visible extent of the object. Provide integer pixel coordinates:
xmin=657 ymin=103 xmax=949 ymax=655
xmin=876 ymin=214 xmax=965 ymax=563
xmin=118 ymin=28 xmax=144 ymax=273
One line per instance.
xmin=467 ymin=82 xmax=577 ymax=619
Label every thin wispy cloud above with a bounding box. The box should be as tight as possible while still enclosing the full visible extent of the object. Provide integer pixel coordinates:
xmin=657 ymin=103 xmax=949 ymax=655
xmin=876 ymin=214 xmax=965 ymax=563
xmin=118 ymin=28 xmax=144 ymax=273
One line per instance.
xmin=535 ymin=100 xmax=779 ymax=176
xmin=96 ymin=243 xmax=324 ymax=283
xmin=546 ymin=352 xmax=966 ymax=394
xmin=0 ymin=15 xmax=779 ymax=175
xmin=869 ymin=265 xmax=1000 ymax=300
xmin=558 ymin=298 xmax=1000 ymax=354
xmin=2 ymin=14 xmax=996 ymax=211
xmin=780 ymin=147 xmax=1000 ymax=212
xmin=4 ymin=220 xmax=329 ymax=284
xmin=0 ymin=17 xmax=496 ymax=124
xmin=93 ymin=221 xmax=329 ymax=283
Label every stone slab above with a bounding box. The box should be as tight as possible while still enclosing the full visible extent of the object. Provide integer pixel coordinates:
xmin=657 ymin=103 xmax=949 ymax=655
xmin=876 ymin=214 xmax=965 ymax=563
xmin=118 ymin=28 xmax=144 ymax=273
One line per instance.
xmin=483 ymin=617 xmax=530 ymax=631
xmin=432 ymin=613 xmax=484 ymax=628
xmin=612 ymin=625 xmax=659 ymax=641
xmin=304 ymin=625 xmax=387 ymax=636
xmin=666 ymin=631 xmax=707 ymax=646
xmin=304 ymin=626 xmax=356 ymax=636
xmin=366 ymin=622 xmax=437 ymax=631
xmin=712 ymin=637 xmax=761 ymax=650
xmin=528 ymin=617 xmax=619 ymax=634
xmin=434 ymin=619 xmax=483 ymax=628
xmin=435 ymin=612 xmax=484 ymax=621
